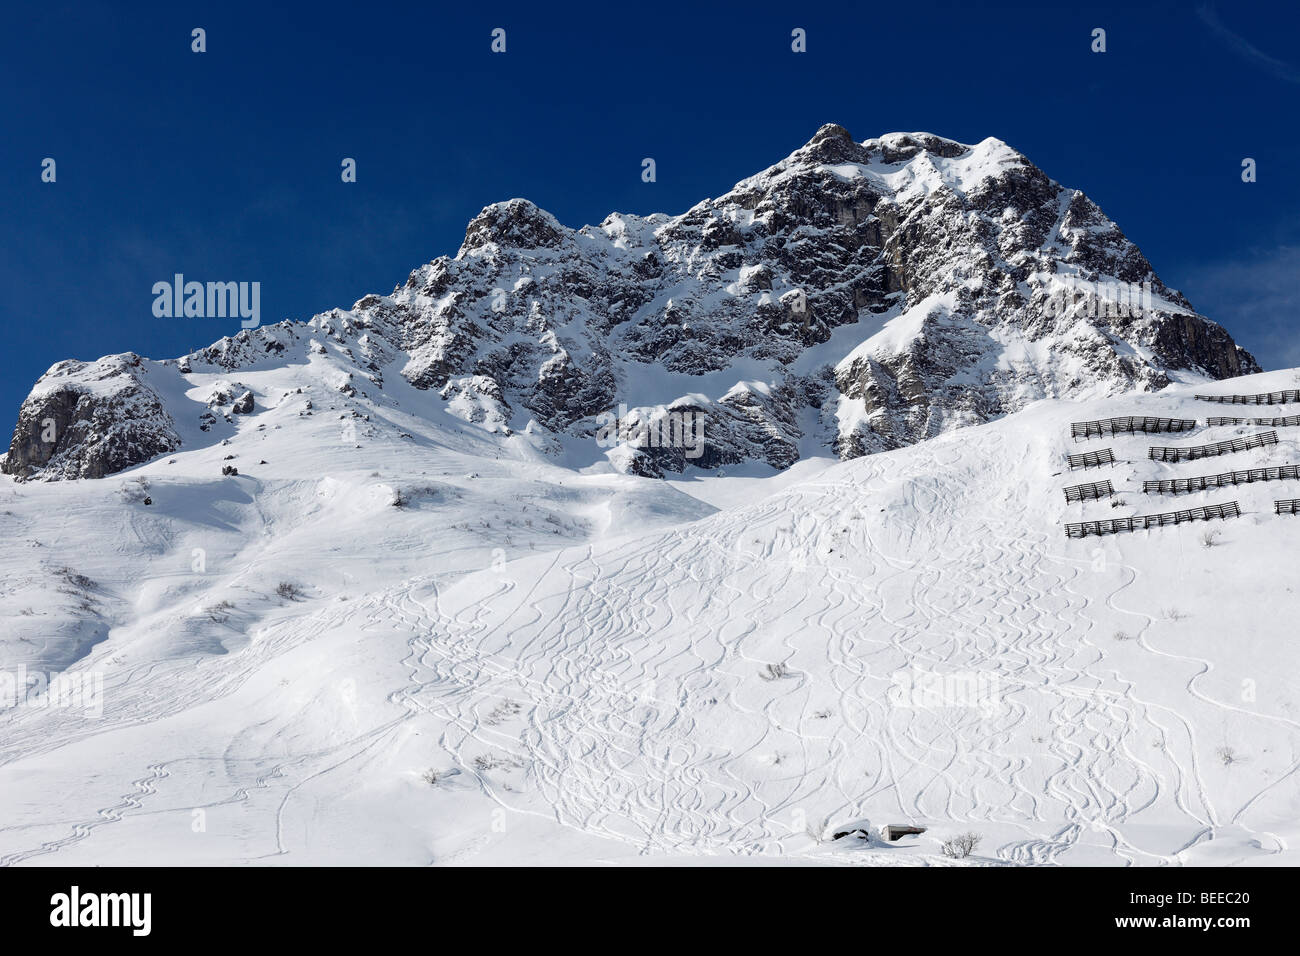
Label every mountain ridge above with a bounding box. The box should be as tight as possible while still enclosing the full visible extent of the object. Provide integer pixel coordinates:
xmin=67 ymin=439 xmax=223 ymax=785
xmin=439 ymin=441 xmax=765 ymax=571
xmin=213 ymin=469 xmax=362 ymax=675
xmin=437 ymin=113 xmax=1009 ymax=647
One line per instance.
xmin=2 ymin=124 xmax=1259 ymax=481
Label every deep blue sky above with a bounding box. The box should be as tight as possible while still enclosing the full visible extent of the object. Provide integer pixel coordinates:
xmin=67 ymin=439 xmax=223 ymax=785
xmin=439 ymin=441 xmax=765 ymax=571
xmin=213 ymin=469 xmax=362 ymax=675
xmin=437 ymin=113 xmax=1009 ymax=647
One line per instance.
xmin=3 ymin=1 xmax=1299 ymax=432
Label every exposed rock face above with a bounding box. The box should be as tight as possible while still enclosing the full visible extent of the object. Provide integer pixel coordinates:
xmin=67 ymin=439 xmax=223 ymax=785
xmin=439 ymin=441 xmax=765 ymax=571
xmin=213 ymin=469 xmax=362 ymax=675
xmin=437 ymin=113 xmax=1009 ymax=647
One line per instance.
xmin=1 ymin=354 xmax=181 ymax=480
xmin=3 ymin=125 xmax=1260 ymax=480
xmin=357 ymin=123 xmax=1256 ymax=465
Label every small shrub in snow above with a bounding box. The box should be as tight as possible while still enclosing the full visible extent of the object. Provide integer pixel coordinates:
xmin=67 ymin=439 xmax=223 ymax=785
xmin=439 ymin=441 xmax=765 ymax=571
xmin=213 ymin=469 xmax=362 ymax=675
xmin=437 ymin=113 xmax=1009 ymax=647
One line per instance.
xmin=1113 ymin=630 xmax=1132 ymax=641
xmin=1217 ymin=745 xmax=1237 ymax=766
xmin=392 ymin=485 xmax=441 ymax=508
xmin=941 ymin=831 xmax=981 ymax=859
xmin=57 ymin=568 xmax=96 ymax=591
xmin=484 ymin=700 xmax=521 ymax=726
xmin=759 ymin=662 xmax=791 ymax=681
xmin=206 ymin=600 xmax=235 ymax=623
xmin=1200 ymin=529 xmax=1221 ymax=548
xmin=275 ymin=582 xmax=304 ymax=601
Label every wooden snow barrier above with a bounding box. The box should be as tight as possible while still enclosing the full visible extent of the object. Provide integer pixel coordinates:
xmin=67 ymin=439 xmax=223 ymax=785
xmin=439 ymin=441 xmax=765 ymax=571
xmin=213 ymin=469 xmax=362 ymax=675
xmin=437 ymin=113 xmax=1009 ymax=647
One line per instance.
xmin=1067 ymin=447 xmax=1116 ymax=470
xmin=1064 ymin=500 xmax=1240 ymax=539
xmin=1144 ymin=464 xmax=1300 ymax=495
xmin=1064 ymin=480 xmax=1115 ymax=503
xmin=1195 ymin=389 xmax=1300 ymax=405
xmin=1206 ymin=414 xmax=1300 ymax=428
xmin=1069 ymin=416 xmax=1197 ymax=441
xmin=1148 ymin=430 xmax=1278 ymax=463
xmin=1276 ymin=499 xmax=1300 ymax=515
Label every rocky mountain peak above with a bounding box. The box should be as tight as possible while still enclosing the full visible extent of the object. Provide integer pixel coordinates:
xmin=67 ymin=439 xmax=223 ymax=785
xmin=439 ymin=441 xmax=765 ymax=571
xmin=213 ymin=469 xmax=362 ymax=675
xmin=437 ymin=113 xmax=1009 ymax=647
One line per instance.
xmin=3 ymin=126 xmax=1260 ymax=481
xmin=460 ymin=198 xmax=570 ymax=254
xmin=798 ymin=122 xmax=863 ymax=163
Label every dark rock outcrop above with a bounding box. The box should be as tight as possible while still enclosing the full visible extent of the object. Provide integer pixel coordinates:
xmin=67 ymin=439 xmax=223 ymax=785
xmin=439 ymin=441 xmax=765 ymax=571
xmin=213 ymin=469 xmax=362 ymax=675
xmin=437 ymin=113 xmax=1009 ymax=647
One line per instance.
xmin=2 ymin=354 xmax=181 ymax=480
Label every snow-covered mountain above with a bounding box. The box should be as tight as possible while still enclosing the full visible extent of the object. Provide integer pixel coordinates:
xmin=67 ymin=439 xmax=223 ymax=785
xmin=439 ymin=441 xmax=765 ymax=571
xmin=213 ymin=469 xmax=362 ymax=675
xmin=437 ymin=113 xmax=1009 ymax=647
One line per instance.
xmin=1 ymin=126 xmax=1291 ymax=868
xmin=2 ymin=124 xmax=1257 ymax=481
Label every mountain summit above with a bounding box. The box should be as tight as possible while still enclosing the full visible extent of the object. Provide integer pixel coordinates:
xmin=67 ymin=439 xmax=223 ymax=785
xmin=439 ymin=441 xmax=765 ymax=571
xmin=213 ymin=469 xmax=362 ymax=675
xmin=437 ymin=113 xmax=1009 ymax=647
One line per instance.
xmin=3 ymin=124 xmax=1258 ymax=480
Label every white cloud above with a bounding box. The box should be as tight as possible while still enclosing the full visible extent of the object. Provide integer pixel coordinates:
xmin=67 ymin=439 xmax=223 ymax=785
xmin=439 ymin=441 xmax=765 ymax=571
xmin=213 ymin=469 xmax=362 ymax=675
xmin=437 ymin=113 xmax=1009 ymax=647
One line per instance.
xmin=1196 ymin=2 xmax=1300 ymax=85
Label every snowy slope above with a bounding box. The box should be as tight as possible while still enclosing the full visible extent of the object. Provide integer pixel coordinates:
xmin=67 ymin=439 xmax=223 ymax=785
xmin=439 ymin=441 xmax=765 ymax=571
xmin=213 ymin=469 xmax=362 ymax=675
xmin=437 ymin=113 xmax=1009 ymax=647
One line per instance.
xmin=2 ymin=367 xmax=1298 ymax=866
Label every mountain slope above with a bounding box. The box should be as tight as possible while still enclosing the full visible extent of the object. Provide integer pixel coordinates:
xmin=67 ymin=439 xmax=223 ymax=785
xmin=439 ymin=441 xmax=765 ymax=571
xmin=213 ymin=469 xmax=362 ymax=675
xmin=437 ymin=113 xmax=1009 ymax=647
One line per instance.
xmin=1 ymin=368 xmax=1298 ymax=865
xmin=3 ymin=125 xmax=1257 ymax=481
